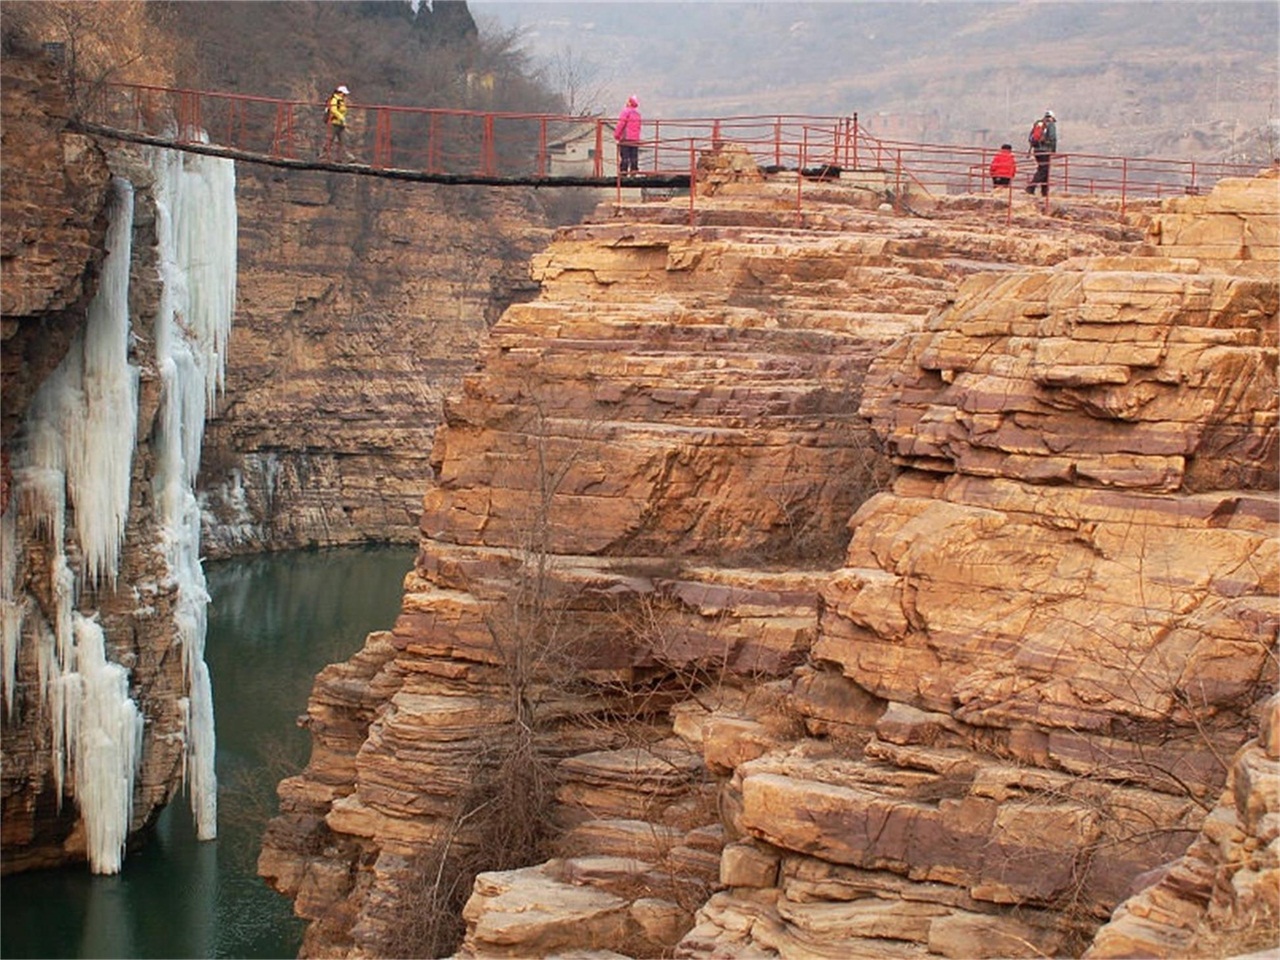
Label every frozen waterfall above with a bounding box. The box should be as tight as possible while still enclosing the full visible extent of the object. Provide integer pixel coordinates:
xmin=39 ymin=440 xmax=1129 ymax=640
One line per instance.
xmin=0 ymin=146 xmax=236 ymax=872
xmin=151 ymin=145 xmax=237 ymax=841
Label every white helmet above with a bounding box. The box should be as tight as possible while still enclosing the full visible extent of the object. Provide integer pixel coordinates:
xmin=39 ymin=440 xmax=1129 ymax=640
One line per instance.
xmin=1045 ymin=109 xmax=1055 ymax=119
xmin=338 ymin=85 xmax=350 ymax=94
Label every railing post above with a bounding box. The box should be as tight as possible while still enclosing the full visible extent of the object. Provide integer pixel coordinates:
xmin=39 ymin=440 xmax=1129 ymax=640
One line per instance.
xmin=594 ymin=119 xmax=604 ymax=178
xmin=1120 ymin=157 xmax=1128 ymax=219
xmin=481 ymin=113 xmax=496 ymax=176
xmin=689 ymin=139 xmax=697 ymax=228
xmin=271 ymin=103 xmax=294 ymax=159
xmin=373 ymin=108 xmax=393 ymax=169
xmin=537 ymin=117 xmax=547 ymax=177
xmin=427 ymin=112 xmax=439 ymax=174
xmin=1061 ymin=153 xmax=1069 ymax=196
xmin=852 ymin=112 xmax=859 ymax=172
xmin=1190 ymin=161 xmax=1198 ymax=195
xmin=177 ymin=90 xmax=201 ymax=143
xmin=652 ymin=118 xmax=661 ymax=174
xmin=775 ymin=117 xmax=782 ymax=169
xmin=222 ymin=98 xmax=237 ymax=152
xmin=797 ymin=128 xmax=806 ymax=216
xmin=895 ymin=148 xmax=903 ymax=209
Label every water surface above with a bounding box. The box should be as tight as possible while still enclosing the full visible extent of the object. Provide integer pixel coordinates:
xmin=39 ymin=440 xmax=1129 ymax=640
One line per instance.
xmin=1 ymin=545 xmax=415 ymax=959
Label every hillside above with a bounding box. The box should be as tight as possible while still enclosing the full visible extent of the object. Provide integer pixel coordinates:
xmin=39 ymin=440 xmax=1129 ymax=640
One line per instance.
xmin=474 ymin=1 xmax=1279 ymax=161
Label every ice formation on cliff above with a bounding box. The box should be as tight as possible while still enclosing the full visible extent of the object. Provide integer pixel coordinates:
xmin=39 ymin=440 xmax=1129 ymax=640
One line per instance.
xmin=67 ymin=613 xmax=145 ymax=875
xmin=0 ymin=145 xmax=236 ymax=870
xmin=151 ymin=146 xmax=237 ymax=842
xmin=3 ymin=178 xmax=142 ymax=872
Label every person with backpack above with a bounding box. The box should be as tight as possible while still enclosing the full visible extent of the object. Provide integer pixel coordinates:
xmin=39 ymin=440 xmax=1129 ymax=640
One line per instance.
xmin=990 ymin=143 xmax=1017 ymax=188
xmin=614 ymin=95 xmax=642 ymax=176
xmin=323 ymin=85 xmax=353 ymax=162
xmin=1026 ymin=110 xmax=1057 ymax=196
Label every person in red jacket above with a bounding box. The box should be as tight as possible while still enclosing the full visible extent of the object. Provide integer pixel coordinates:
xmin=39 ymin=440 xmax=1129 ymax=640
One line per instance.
xmin=990 ymin=143 xmax=1017 ymax=187
xmin=614 ymin=95 xmax=642 ymax=176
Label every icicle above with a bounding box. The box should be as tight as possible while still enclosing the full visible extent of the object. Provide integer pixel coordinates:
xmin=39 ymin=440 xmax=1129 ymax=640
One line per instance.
xmin=150 ymin=145 xmax=236 ymax=842
xmin=1 ymin=509 xmax=22 ymax=718
xmin=3 ymin=178 xmax=142 ymax=859
xmin=5 ymin=145 xmax=234 ymax=864
xmin=64 ymin=180 xmax=139 ymax=588
xmin=70 ymin=613 xmax=144 ymax=874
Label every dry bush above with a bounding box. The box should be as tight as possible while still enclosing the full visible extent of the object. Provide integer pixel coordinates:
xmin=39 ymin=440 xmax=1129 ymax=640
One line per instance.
xmin=977 ymin=624 xmax=1277 ymax=954
xmin=384 ymin=727 xmax=562 ymax=959
xmin=217 ymin=737 xmax=307 ymax=873
xmin=1 ymin=1 xmax=178 ymax=107
xmin=378 ymin=397 xmax=599 ymax=958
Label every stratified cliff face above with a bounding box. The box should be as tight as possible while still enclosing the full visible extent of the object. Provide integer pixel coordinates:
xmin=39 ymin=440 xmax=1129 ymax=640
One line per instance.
xmin=197 ymin=169 xmax=555 ymax=557
xmin=261 ymin=171 xmax=1277 ymax=959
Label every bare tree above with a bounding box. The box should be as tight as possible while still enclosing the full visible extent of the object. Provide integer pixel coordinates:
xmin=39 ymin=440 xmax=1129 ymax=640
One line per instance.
xmin=0 ymin=1 xmax=175 ymax=111
xmin=543 ymin=43 xmax=609 ymax=116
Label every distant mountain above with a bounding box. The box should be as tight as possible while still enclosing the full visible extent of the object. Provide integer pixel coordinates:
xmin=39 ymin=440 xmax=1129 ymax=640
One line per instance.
xmin=471 ymin=1 xmax=1279 ymax=162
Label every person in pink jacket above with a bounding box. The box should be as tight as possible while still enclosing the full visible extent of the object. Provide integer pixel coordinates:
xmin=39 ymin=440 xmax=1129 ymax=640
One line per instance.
xmin=614 ymin=95 xmax=642 ymax=176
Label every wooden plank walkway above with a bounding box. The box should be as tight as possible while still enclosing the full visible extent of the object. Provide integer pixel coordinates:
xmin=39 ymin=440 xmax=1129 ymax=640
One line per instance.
xmin=72 ymin=120 xmax=693 ymax=190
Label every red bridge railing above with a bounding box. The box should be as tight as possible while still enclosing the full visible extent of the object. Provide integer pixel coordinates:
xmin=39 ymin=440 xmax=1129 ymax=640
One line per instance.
xmin=860 ymin=134 xmax=1257 ymax=215
xmin=82 ymin=82 xmax=1259 ymax=206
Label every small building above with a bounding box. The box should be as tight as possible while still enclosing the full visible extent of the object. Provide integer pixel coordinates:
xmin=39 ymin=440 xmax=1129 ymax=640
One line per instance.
xmin=547 ymin=120 xmax=604 ymax=177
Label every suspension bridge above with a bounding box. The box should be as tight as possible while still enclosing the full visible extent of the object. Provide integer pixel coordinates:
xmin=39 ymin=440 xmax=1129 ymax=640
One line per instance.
xmin=75 ymin=82 xmax=1258 ymax=211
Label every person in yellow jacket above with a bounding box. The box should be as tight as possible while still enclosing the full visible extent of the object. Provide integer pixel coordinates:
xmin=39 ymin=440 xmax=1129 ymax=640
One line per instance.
xmin=322 ymin=85 xmax=353 ymax=161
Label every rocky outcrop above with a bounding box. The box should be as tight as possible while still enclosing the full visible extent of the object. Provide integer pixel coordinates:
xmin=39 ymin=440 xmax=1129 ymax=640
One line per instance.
xmin=1086 ymin=691 xmax=1280 ymax=959
xmin=0 ymin=53 xmax=111 ymax=483
xmin=197 ymin=172 xmax=555 ymax=557
xmin=262 ymin=170 xmax=1277 ymax=958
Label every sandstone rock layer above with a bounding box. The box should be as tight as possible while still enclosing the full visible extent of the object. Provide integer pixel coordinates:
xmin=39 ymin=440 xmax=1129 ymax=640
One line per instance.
xmin=197 ymin=173 xmax=555 ymax=556
xmin=262 ymin=169 xmax=1279 ymax=958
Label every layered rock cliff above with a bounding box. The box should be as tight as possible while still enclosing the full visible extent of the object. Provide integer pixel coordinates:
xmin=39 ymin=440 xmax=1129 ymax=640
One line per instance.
xmin=182 ymin=0 xmax=567 ymax=559
xmin=0 ymin=55 xmax=111 ymax=475
xmin=197 ymin=175 xmax=557 ymax=556
xmin=261 ymin=167 xmax=1276 ymax=958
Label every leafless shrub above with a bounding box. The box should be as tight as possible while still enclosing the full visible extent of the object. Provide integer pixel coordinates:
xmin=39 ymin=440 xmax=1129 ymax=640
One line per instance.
xmin=975 ymin=608 xmax=1277 ymax=953
xmin=378 ymin=390 xmax=604 ymax=957
xmin=0 ymin=1 xmax=177 ymax=110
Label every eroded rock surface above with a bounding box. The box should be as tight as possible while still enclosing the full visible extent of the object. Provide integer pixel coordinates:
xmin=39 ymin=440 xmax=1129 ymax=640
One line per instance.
xmin=262 ymin=170 xmax=1278 ymax=958
xmin=197 ymin=173 xmax=556 ymax=556
xmin=0 ymin=54 xmax=111 ymax=470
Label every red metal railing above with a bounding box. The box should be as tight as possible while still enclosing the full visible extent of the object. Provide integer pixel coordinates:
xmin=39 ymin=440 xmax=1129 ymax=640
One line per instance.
xmin=872 ymin=134 xmax=1255 ymax=207
xmin=83 ymin=83 xmax=1258 ymax=206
